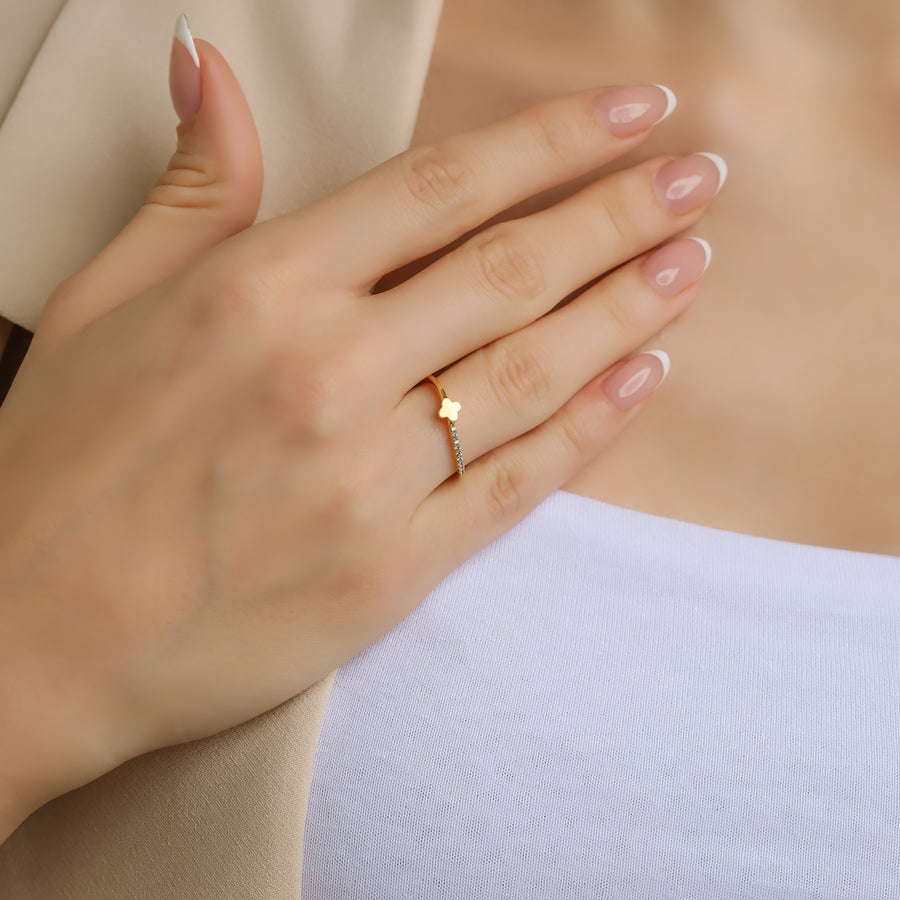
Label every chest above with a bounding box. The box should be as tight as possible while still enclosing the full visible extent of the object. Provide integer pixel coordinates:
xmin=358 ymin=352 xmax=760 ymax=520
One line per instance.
xmin=402 ymin=0 xmax=900 ymax=555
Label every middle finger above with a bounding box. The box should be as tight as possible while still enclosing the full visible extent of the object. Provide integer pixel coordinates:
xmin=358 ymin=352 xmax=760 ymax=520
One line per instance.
xmin=375 ymin=151 xmax=726 ymax=397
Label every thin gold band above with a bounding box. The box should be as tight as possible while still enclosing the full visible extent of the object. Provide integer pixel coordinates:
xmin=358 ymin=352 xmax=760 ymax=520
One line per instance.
xmin=425 ymin=374 xmax=466 ymax=477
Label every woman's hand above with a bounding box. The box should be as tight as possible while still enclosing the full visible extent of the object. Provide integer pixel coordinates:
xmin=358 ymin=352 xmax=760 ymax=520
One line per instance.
xmin=0 ymin=19 xmax=263 ymax=836
xmin=0 ymin=23 xmax=723 ymax=835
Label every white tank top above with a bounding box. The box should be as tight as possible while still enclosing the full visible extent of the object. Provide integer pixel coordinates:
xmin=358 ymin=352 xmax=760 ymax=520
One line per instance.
xmin=303 ymin=489 xmax=900 ymax=898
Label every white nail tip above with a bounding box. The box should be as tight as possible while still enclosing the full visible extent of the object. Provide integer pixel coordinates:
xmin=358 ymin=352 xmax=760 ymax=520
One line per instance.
xmin=175 ymin=14 xmax=200 ymax=68
xmin=686 ymin=237 xmax=712 ymax=273
xmin=644 ymin=350 xmax=671 ymax=386
xmin=696 ymin=152 xmax=728 ymax=194
xmin=651 ymin=84 xmax=678 ymax=123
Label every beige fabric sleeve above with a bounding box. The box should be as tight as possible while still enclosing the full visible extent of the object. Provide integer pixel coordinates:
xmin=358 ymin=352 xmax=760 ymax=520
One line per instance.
xmin=0 ymin=0 xmax=443 ymax=896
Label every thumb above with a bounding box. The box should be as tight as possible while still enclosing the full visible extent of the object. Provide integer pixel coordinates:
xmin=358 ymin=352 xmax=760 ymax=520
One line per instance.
xmin=33 ymin=15 xmax=264 ymax=351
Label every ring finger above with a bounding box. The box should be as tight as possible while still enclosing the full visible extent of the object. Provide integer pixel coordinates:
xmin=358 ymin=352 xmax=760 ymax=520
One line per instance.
xmin=393 ymin=236 xmax=711 ymax=498
xmin=376 ymin=152 xmax=726 ymax=398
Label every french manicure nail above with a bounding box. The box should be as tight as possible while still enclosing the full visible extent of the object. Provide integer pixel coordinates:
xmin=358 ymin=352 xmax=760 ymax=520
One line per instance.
xmin=170 ymin=14 xmax=201 ymax=124
xmin=654 ymin=152 xmax=728 ymax=215
xmin=641 ymin=237 xmax=711 ymax=297
xmin=602 ymin=350 xmax=670 ymax=410
xmin=592 ymin=84 xmax=677 ymax=138
xmin=696 ymin=153 xmax=728 ymax=195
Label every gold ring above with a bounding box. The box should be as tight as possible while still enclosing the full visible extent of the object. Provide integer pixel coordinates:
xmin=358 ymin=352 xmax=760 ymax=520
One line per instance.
xmin=424 ymin=374 xmax=466 ymax=477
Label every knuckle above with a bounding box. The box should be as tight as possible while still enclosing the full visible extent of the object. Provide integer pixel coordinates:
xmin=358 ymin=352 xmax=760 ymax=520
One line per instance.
xmin=153 ymin=149 xmax=219 ymax=193
xmin=362 ymin=556 xmax=409 ymax=617
xmin=485 ymin=458 xmax=529 ymax=523
xmin=193 ymin=258 xmax=271 ymax=336
xmin=557 ymin=406 xmax=600 ymax=460
xmin=594 ymin=191 xmax=634 ymax=249
xmin=149 ymin=153 xmax=258 ymax=235
xmin=327 ymin=465 xmax=373 ymax=527
xmin=484 ymin=342 xmax=553 ymax=413
xmin=153 ymin=262 xmax=273 ymax=385
xmin=316 ymin=454 xmax=391 ymax=551
xmin=272 ymin=348 xmax=348 ymax=439
xmin=601 ymin=286 xmax=643 ymax=335
xmin=326 ymin=537 xmax=409 ymax=623
xmin=470 ymin=228 xmax=547 ymax=304
xmin=263 ymin=321 xmax=370 ymax=442
xmin=401 ymin=144 xmax=479 ymax=218
xmin=528 ymin=104 xmax=590 ymax=166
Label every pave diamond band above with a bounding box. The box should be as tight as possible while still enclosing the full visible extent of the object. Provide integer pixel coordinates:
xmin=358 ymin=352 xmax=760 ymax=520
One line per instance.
xmin=424 ymin=374 xmax=466 ymax=478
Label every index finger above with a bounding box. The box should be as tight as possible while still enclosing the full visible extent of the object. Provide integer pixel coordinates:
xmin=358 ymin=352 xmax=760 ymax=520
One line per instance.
xmin=252 ymin=84 xmax=676 ymax=292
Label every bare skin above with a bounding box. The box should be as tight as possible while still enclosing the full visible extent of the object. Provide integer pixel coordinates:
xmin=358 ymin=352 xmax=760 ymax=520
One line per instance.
xmin=4 ymin=2 xmax=896 ymax=554
xmin=406 ymin=0 xmax=900 ymax=555
xmin=0 ymin=36 xmax=718 ymax=838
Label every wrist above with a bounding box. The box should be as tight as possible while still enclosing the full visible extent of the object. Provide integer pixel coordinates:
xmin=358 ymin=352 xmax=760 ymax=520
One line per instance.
xmin=0 ymin=670 xmax=56 ymax=843
xmin=0 ymin=603 xmax=128 ymax=844
xmin=0 ymin=681 xmax=117 ymax=845
xmin=0 ymin=780 xmax=34 ymax=846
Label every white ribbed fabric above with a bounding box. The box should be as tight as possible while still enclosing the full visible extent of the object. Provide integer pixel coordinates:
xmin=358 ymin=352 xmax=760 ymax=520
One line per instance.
xmin=303 ymin=489 xmax=900 ymax=899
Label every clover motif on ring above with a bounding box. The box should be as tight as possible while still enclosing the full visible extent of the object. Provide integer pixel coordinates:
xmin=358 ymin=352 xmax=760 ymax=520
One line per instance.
xmin=439 ymin=398 xmax=461 ymax=422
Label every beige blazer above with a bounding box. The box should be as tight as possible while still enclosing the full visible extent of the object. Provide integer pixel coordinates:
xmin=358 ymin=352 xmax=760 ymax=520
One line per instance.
xmin=0 ymin=0 xmax=443 ymax=895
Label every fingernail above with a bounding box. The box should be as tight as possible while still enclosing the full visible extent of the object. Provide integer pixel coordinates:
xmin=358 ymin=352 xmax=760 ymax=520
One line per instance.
xmin=654 ymin=152 xmax=728 ymax=215
xmin=592 ymin=84 xmax=677 ymax=138
xmin=602 ymin=350 xmax=670 ymax=410
xmin=641 ymin=237 xmax=711 ymax=297
xmin=170 ymin=14 xmax=201 ymax=124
